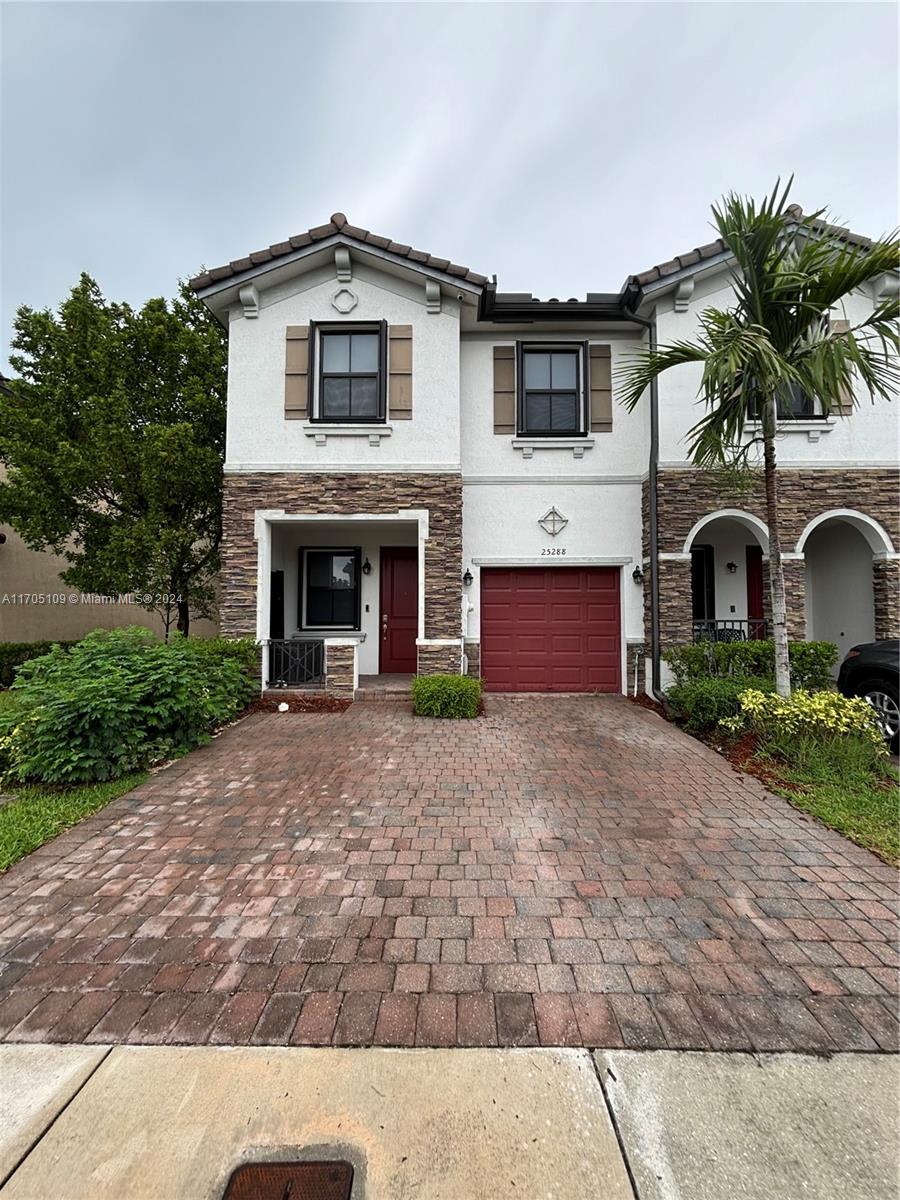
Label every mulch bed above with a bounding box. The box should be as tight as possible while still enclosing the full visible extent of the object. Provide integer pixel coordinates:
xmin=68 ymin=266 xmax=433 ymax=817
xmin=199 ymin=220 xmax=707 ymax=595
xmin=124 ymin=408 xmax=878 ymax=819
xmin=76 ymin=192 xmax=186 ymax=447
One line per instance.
xmin=240 ymin=694 xmax=352 ymax=716
xmin=697 ymin=727 xmax=806 ymax=795
xmin=629 ymin=692 xmax=666 ymax=718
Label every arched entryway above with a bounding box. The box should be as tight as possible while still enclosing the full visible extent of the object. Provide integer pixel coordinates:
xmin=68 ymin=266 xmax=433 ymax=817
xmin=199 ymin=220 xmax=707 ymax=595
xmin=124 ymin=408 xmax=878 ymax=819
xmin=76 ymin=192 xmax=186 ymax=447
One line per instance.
xmin=798 ymin=510 xmax=895 ymax=666
xmin=683 ymin=510 xmax=770 ymax=640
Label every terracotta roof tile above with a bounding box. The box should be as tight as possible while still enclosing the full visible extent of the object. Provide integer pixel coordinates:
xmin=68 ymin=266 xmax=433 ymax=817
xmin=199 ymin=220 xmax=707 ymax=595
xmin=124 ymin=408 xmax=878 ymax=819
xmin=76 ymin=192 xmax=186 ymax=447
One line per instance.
xmin=189 ymin=213 xmax=489 ymax=291
xmin=628 ymin=209 xmax=875 ymax=290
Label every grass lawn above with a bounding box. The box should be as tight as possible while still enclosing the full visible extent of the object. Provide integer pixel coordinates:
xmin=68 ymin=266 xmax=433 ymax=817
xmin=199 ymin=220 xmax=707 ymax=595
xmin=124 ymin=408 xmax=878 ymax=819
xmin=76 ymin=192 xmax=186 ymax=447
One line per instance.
xmin=764 ymin=756 xmax=899 ymax=865
xmin=718 ymin=724 xmax=900 ymax=865
xmin=0 ymin=689 xmax=146 ymax=872
xmin=0 ymin=772 xmax=148 ymax=873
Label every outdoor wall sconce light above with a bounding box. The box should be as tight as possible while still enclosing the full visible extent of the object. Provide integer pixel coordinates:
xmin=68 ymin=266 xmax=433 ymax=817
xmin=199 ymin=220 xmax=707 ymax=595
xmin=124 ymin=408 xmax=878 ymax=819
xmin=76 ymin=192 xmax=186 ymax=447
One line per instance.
xmin=632 ymin=566 xmax=644 ymax=585
xmin=726 ymin=561 xmax=738 ymax=574
xmin=463 ymin=569 xmax=474 ymax=587
xmin=362 ymin=558 xmax=372 ymax=576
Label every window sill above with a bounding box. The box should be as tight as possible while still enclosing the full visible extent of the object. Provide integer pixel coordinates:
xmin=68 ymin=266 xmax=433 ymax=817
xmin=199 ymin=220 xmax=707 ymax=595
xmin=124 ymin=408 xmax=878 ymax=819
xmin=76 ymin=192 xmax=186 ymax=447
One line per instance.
xmin=745 ymin=418 xmax=835 ymax=444
xmin=303 ymin=423 xmax=392 ymax=446
xmin=512 ymin=437 xmax=595 ymax=459
xmin=295 ymin=630 xmax=367 ymax=642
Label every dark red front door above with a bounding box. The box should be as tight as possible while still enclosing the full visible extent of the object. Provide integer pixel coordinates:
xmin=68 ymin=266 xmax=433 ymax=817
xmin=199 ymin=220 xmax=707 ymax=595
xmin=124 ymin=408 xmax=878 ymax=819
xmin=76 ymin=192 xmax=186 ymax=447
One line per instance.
xmin=480 ymin=567 xmax=621 ymax=693
xmin=380 ymin=548 xmax=418 ymax=672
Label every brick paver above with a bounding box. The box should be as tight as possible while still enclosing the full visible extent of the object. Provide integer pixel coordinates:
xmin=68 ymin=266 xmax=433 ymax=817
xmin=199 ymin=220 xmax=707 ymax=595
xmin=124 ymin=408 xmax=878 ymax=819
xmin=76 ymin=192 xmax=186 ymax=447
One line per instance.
xmin=0 ymin=697 xmax=897 ymax=1051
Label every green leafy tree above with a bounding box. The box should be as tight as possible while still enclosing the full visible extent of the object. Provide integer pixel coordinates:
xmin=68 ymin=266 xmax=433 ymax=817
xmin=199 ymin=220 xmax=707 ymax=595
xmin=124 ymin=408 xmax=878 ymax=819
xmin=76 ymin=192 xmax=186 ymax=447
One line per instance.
xmin=620 ymin=182 xmax=899 ymax=697
xmin=0 ymin=275 xmax=227 ymax=636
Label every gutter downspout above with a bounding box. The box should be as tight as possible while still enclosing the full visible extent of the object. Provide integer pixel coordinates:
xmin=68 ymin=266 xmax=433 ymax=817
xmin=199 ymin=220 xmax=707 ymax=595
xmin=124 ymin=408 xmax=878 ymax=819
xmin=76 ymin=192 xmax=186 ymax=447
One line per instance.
xmin=619 ymin=309 xmax=664 ymax=703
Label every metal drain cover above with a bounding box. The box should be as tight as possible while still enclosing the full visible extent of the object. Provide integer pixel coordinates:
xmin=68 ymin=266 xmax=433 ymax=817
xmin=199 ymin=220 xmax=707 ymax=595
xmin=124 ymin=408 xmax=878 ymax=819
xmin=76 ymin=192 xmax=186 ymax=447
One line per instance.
xmin=222 ymin=1161 xmax=353 ymax=1200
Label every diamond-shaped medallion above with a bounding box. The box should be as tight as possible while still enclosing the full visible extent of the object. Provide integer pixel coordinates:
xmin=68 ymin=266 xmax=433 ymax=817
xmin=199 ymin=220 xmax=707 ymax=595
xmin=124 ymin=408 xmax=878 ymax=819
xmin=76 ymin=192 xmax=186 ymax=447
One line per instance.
xmin=539 ymin=507 xmax=568 ymax=536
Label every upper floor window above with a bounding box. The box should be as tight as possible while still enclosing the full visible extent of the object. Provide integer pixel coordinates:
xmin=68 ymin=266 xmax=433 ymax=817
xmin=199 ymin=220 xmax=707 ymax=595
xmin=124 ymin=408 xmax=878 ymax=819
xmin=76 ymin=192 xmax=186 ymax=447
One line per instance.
xmin=316 ymin=324 xmax=386 ymax=422
xmin=777 ymin=382 xmax=817 ymax=420
xmin=753 ymin=383 xmax=821 ymax=422
xmin=518 ymin=345 xmax=585 ymax=436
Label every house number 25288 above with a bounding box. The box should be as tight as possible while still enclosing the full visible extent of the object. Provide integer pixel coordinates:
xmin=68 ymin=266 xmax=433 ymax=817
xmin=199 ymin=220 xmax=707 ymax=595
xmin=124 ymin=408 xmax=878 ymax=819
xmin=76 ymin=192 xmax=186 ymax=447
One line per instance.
xmin=541 ymin=547 xmax=567 ymax=556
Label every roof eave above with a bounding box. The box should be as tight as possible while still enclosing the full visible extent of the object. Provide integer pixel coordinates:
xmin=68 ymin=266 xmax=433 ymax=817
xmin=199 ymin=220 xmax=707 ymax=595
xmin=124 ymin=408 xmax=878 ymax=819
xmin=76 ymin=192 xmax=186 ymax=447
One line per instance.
xmin=193 ymin=233 xmax=486 ymax=313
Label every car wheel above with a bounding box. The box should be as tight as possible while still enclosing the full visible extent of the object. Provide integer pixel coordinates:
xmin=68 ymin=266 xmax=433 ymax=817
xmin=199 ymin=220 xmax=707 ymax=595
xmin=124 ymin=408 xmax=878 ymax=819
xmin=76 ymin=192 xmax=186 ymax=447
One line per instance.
xmin=856 ymin=677 xmax=900 ymax=754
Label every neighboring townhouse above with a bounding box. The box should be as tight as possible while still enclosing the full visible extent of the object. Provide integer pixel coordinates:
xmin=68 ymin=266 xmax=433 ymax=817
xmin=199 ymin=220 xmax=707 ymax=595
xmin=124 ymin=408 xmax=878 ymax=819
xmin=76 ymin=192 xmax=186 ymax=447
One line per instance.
xmin=190 ymin=210 xmax=899 ymax=697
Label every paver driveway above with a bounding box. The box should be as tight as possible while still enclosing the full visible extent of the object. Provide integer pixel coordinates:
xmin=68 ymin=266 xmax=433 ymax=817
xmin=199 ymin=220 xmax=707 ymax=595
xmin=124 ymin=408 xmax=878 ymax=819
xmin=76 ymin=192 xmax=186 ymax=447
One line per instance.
xmin=0 ymin=697 xmax=897 ymax=1051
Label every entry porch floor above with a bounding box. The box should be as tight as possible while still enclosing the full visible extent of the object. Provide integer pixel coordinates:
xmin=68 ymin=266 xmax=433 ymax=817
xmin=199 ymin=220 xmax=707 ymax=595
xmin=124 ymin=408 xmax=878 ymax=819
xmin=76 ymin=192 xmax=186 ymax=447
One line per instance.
xmin=355 ymin=673 xmax=414 ymax=700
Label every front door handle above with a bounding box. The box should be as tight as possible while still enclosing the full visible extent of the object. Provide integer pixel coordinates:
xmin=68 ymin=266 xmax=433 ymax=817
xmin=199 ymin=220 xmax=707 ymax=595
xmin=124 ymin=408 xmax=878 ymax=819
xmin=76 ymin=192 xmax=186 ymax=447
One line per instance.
xmin=381 ymin=614 xmax=388 ymax=640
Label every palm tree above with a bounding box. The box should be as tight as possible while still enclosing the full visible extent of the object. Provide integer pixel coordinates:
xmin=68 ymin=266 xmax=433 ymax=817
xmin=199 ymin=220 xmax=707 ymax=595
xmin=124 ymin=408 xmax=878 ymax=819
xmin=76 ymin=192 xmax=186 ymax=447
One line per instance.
xmin=619 ymin=181 xmax=899 ymax=697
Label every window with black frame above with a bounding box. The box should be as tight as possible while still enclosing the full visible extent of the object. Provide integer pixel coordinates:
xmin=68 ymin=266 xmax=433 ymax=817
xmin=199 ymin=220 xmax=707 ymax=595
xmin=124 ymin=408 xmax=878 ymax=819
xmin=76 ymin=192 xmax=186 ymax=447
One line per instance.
xmin=303 ymin=549 xmax=361 ymax=628
xmin=519 ymin=347 xmax=583 ymax=435
xmin=752 ymin=383 xmax=819 ymax=421
xmin=318 ymin=328 xmax=384 ymax=421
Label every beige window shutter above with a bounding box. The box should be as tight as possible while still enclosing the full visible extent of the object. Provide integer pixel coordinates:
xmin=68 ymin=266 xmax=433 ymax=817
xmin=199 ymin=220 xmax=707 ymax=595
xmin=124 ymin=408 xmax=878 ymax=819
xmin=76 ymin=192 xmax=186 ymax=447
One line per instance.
xmin=830 ymin=319 xmax=854 ymax=415
xmin=493 ymin=345 xmax=515 ymax=434
xmin=389 ymin=325 xmax=413 ymax=419
xmin=284 ymin=325 xmax=309 ymax=420
xmin=589 ymin=344 xmax=613 ymax=432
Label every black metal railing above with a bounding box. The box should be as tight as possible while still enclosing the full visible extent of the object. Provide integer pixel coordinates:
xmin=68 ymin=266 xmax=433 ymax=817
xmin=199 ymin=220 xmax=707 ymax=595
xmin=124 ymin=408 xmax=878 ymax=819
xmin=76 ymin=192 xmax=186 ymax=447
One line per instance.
xmin=692 ymin=619 xmax=769 ymax=644
xmin=266 ymin=638 xmax=325 ymax=687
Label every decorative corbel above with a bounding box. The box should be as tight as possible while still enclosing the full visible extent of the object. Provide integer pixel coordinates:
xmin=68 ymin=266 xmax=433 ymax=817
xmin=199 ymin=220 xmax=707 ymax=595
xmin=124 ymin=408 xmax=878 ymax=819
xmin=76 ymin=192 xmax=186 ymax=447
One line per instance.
xmin=335 ymin=247 xmax=352 ymax=283
xmin=238 ymin=284 xmax=259 ymax=318
xmin=874 ymin=272 xmax=899 ymax=303
xmin=673 ymin=278 xmax=694 ymax=312
xmin=425 ymin=279 xmax=441 ymax=314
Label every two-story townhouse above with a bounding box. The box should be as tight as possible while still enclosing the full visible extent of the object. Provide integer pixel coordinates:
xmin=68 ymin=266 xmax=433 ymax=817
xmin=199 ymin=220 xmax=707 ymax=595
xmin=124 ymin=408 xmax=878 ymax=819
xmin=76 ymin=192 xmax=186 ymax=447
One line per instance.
xmin=190 ymin=210 xmax=898 ymax=698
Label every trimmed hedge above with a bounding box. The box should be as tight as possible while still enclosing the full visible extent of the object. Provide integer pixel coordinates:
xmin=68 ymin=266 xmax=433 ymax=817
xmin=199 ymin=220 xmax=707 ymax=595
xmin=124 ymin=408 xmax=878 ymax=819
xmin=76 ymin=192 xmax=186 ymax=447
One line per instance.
xmin=666 ymin=675 xmax=775 ymax=732
xmin=0 ymin=628 xmax=257 ymax=784
xmin=411 ymin=674 xmax=481 ymax=719
xmin=0 ymin=641 xmax=76 ymax=689
xmin=664 ymin=639 xmax=837 ymax=692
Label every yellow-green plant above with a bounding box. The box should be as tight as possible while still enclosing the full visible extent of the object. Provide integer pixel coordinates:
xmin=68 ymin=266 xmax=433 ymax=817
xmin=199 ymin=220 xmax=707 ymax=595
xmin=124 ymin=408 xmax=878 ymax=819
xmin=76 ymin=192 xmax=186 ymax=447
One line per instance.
xmin=721 ymin=688 xmax=886 ymax=757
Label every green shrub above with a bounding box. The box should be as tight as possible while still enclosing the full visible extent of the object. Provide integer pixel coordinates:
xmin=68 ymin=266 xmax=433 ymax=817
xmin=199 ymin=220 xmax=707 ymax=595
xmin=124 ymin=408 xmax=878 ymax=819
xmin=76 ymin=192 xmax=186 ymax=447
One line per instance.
xmin=1 ymin=628 xmax=256 ymax=785
xmin=174 ymin=635 xmax=260 ymax=680
xmin=0 ymin=641 xmax=76 ymax=689
xmin=664 ymin=639 xmax=836 ymax=691
xmin=411 ymin=674 xmax=481 ymax=719
xmin=666 ymin=675 xmax=774 ymax=732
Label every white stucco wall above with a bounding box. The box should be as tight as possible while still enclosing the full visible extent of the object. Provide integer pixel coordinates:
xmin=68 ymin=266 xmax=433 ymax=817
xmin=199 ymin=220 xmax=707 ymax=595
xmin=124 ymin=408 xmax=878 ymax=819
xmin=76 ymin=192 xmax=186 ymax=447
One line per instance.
xmin=462 ymin=480 xmax=644 ymax=651
xmin=653 ymin=272 xmax=899 ymax=468
xmin=225 ymin=261 xmax=462 ymax=472
xmin=459 ymin=332 xmax=649 ymax=479
xmin=804 ymin=520 xmax=876 ymax=663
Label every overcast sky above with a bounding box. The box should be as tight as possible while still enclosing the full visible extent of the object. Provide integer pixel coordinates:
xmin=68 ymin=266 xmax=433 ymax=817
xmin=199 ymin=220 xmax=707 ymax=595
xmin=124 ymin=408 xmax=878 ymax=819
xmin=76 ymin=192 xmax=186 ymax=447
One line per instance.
xmin=2 ymin=1 xmax=897 ymax=369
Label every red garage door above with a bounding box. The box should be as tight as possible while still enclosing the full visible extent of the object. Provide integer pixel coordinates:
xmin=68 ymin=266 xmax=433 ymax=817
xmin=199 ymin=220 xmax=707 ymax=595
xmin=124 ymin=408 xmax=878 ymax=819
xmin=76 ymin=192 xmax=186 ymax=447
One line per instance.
xmin=480 ymin=567 xmax=621 ymax=693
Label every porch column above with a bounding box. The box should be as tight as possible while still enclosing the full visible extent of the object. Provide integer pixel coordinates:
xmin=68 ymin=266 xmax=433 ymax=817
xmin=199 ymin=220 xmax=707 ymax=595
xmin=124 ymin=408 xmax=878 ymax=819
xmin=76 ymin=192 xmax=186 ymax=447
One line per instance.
xmin=254 ymin=515 xmax=272 ymax=689
xmin=324 ymin=639 xmax=357 ymax=697
xmin=873 ymin=558 xmax=900 ymax=639
xmin=781 ymin=556 xmax=807 ymax=641
xmin=657 ymin=555 xmax=692 ymax=650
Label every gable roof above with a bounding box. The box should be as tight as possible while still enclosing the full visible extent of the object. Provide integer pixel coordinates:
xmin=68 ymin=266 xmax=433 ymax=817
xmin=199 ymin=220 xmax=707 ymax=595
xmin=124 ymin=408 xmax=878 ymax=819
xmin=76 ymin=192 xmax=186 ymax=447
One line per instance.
xmin=627 ymin=205 xmax=876 ymax=290
xmin=189 ymin=212 xmax=489 ymax=292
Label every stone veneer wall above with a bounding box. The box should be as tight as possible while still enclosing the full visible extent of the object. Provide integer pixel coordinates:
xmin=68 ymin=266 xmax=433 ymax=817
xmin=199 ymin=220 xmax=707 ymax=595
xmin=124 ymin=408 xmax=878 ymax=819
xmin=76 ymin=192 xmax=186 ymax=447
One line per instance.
xmin=874 ymin=560 xmax=900 ymax=641
xmin=324 ymin=643 xmax=355 ymax=697
xmin=652 ymin=468 xmax=900 ymax=553
xmin=417 ymin=643 xmax=462 ymax=676
xmin=643 ymin=467 xmax=900 ymax=655
xmin=464 ymin=641 xmax=481 ymax=679
xmin=220 ymin=472 xmax=463 ymax=642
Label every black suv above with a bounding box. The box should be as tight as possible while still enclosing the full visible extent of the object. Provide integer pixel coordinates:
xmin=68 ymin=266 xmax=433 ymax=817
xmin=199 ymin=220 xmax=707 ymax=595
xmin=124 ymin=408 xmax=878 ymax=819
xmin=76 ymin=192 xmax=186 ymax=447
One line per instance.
xmin=837 ymin=640 xmax=900 ymax=753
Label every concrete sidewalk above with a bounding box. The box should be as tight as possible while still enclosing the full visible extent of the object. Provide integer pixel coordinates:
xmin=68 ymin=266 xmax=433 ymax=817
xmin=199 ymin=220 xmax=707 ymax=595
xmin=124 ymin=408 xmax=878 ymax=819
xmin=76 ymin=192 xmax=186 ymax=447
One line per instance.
xmin=1 ymin=1044 xmax=897 ymax=1199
